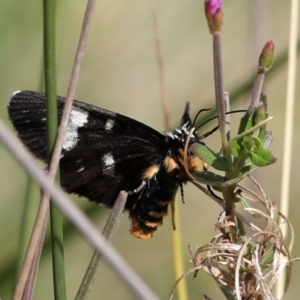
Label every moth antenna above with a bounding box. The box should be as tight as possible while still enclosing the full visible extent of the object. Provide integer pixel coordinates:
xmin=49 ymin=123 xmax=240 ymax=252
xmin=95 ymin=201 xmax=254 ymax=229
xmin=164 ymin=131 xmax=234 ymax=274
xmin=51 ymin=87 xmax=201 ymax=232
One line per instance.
xmin=192 ymin=108 xmax=211 ymax=128
xmin=195 ymin=109 xmax=247 ymax=132
xmin=199 ymin=125 xmax=219 ymax=139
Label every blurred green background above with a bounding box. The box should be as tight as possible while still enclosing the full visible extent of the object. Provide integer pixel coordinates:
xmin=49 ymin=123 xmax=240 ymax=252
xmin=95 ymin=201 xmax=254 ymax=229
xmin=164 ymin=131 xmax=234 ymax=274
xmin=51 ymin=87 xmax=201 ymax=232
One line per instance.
xmin=0 ymin=1 xmax=299 ymax=299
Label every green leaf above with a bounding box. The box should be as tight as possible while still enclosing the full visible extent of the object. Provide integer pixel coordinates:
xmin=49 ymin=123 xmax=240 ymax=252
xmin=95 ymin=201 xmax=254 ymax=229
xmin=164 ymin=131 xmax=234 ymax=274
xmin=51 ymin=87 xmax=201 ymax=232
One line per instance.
xmin=192 ymin=169 xmax=223 ymax=184
xmin=242 ymin=138 xmax=259 ymax=154
xmin=230 ymin=141 xmax=243 ymax=156
xmin=254 ymin=104 xmax=267 ymax=124
xmin=237 ymin=110 xmax=251 ymax=135
xmin=257 ymin=124 xmax=267 ymax=141
xmin=216 ymin=164 xmax=252 ymax=187
xmin=191 ymin=144 xmax=229 ymax=172
xmin=239 ymin=164 xmax=252 ymax=174
xmin=255 ymin=103 xmax=268 ymax=141
xmin=260 ymin=92 xmax=268 ymax=112
xmin=250 ymin=146 xmax=277 ymax=167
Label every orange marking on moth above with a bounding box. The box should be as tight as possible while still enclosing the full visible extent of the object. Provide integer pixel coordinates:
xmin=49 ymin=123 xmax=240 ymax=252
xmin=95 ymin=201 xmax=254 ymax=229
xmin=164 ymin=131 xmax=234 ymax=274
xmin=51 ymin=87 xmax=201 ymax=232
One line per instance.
xmin=163 ymin=156 xmax=179 ymax=173
xmin=178 ymin=148 xmax=203 ymax=171
xmin=142 ymin=164 xmax=160 ymax=180
xmin=130 ymin=217 xmax=153 ymax=239
xmin=131 ymin=229 xmax=153 ymax=239
xmin=145 ymin=220 xmax=162 ymax=228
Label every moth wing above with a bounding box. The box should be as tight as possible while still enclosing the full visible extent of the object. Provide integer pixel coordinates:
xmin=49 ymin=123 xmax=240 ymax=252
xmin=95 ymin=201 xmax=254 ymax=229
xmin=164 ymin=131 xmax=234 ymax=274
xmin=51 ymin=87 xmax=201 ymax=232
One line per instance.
xmin=8 ymin=90 xmax=166 ymax=206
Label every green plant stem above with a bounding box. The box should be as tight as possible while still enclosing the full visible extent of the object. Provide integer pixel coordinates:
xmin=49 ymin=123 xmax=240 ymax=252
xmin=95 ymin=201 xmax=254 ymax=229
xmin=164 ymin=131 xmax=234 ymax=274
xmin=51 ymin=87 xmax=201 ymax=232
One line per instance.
xmin=223 ymin=186 xmax=235 ymax=216
xmin=43 ymin=0 xmax=67 ymax=299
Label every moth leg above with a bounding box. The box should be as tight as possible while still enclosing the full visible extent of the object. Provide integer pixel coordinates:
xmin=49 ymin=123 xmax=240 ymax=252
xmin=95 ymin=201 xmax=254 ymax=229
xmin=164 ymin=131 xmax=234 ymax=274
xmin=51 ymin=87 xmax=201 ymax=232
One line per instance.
xmin=173 ymin=168 xmax=185 ymax=204
xmin=179 ymin=181 xmax=185 ymax=204
xmin=203 ymin=164 xmax=223 ymax=203
xmin=207 ymin=185 xmax=223 ymax=203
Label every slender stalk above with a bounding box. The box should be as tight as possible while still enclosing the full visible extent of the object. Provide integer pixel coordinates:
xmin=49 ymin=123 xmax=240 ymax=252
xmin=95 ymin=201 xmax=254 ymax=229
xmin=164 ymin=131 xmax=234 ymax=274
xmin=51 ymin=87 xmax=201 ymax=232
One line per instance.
xmin=223 ymin=92 xmax=230 ymax=141
xmin=21 ymin=218 xmax=47 ymax=300
xmin=43 ymin=0 xmax=67 ymax=298
xmin=276 ymin=0 xmax=299 ymax=297
xmin=13 ymin=191 xmax=49 ymax=300
xmin=249 ymin=71 xmax=264 ymax=114
xmin=14 ymin=180 xmax=39 ymax=285
xmin=42 ymin=0 xmax=97 ymax=298
xmin=75 ymin=192 xmax=127 ymax=300
xmin=171 ymin=207 xmax=188 ymax=300
xmin=151 ymin=12 xmax=171 ymax=131
xmin=212 ymin=33 xmax=227 ymax=149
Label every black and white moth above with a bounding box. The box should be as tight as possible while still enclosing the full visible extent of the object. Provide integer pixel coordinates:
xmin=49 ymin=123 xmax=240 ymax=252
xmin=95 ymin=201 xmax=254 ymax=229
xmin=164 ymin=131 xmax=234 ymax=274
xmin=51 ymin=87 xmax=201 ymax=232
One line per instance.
xmin=8 ymin=90 xmax=208 ymax=239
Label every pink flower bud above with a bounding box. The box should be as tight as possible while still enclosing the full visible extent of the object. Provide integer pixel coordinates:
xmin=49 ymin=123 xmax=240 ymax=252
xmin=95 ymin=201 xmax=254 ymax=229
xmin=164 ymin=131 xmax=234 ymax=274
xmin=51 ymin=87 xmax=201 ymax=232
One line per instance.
xmin=205 ymin=0 xmax=223 ymax=33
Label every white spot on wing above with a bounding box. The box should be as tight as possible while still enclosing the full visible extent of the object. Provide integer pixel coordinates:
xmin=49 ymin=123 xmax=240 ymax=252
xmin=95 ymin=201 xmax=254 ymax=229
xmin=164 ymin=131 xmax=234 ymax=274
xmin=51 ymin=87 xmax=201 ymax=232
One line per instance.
xmin=103 ymin=153 xmax=115 ymax=176
xmin=7 ymin=90 xmax=21 ymax=107
xmin=105 ymin=119 xmax=115 ymax=131
xmin=103 ymin=153 xmax=114 ymax=167
xmin=63 ymin=107 xmax=88 ymax=151
xmin=77 ymin=167 xmax=84 ymax=172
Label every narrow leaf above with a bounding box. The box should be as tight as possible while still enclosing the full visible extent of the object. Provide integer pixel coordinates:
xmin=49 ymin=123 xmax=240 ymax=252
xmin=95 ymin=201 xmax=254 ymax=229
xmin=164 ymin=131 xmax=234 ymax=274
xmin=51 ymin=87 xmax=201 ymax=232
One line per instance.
xmin=191 ymin=144 xmax=229 ymax=172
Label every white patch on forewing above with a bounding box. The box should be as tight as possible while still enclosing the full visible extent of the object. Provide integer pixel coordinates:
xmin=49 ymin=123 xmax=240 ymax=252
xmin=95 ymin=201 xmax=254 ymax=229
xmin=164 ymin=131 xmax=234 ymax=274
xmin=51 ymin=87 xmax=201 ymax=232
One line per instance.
xmin=77 ymin=167 xmax=84 ymax=172
xmin=7 ymin=90 xmax=21 ymax=107
xmin=105 ymin=119 xmax=115 ymax=131
xmin=63 ymin=107 xmax=88 ymax=151
xmin=103 ymin=153 xmax=114 ymax=167
xmin=103 ymin=153 xmax=115 ymax=176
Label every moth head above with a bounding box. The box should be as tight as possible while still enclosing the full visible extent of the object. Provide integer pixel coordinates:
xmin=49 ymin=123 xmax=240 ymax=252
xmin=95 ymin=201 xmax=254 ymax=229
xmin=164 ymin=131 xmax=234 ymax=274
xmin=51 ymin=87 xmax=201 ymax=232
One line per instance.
xmin=165 ymin=103 xmax=202 ymax=146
